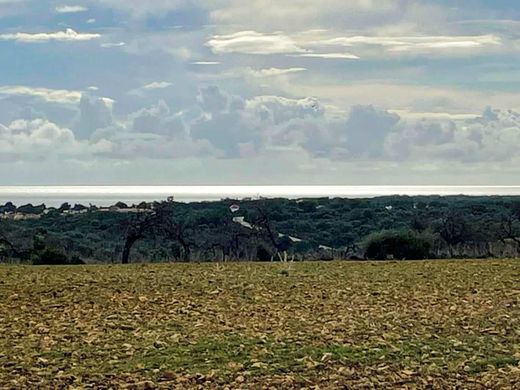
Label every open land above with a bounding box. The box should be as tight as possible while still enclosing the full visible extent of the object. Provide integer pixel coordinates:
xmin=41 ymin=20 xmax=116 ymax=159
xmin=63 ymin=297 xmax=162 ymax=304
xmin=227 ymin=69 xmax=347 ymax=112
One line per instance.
xmin=1 ymin=260 xmax=519 ymax=389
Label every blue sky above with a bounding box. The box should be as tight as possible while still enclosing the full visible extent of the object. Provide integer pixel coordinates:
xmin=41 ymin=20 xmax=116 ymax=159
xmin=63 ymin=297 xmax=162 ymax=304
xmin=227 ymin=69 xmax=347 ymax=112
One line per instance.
xmin=1 ymin=0 xmax=520 ymax=185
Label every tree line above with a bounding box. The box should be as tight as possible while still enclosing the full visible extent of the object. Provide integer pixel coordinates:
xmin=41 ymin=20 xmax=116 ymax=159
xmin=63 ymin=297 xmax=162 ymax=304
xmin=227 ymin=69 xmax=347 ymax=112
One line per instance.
xmin=2 ymin=196 xmax=520 ymax=264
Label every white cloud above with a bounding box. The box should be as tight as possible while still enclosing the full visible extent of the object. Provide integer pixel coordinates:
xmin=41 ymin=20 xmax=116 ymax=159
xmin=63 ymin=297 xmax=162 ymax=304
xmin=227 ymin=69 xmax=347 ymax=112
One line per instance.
xmin=0 ymin=119 xmax=85 ymax=161
xmin=87 ymin=18 xmax=96 ymax=24
xmin=0 ymin=86 xmax=83 ymax=104
xmin=314 ymin=34 xmax=502 ymax=53
xmin=0 ymin=28 xmax=100 ymax=43
xmin=142 ymin=81 xmax=173 ymax=90
xmin=55 ymin=5 xmax=88 ymax=13
xmin=100 ymin=41 xmax=126 ymax=48
xmin=295 ymin=53 xmax=360 ymax=59
xmin=245 ymin=67 xmax=307 ymax=77
xmin=206 ymin=30 xmax=499 ymax=60
xmin=191 ymin=61 xmax=221 ymax=65
xmin=207 ymin=31 xmax=305 ymax=55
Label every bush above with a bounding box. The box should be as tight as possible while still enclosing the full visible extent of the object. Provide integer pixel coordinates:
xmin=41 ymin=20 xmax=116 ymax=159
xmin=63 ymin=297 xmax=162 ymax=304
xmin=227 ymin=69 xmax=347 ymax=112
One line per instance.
xmin=363 ymin=230 xmax=432 ymax=260
xmin=33 ymin=249 xmax=70 ymax=265
xmin=256 ymin=246 xmax=272 ymax=262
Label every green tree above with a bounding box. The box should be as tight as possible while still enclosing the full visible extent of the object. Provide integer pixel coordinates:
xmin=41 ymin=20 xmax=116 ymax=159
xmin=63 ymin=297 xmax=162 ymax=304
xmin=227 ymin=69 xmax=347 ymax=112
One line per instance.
xmin=363 ymin=230 xmax=432 ymax=260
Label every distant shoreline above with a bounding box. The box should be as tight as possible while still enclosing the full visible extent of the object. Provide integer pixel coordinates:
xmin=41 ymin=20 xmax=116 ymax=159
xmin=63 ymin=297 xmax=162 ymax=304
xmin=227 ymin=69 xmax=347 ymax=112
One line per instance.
xmin=2 ymin=185 xmax=520 ymax=207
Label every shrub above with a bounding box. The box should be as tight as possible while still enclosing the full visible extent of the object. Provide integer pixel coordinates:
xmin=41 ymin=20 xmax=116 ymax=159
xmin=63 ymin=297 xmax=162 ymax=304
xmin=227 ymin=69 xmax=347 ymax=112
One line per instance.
xmin=256 ymin=246 xmax=272 ymax=262
xmin=33 ymin=248 xmax=70 ymax=265
xmin=363 ymin=230 xmax=432 ymax=260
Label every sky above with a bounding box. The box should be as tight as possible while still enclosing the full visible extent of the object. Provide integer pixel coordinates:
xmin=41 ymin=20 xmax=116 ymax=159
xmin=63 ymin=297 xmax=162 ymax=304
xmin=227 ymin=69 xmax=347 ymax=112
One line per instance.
xmin=1 ymin=0 xmax=520 ymax=185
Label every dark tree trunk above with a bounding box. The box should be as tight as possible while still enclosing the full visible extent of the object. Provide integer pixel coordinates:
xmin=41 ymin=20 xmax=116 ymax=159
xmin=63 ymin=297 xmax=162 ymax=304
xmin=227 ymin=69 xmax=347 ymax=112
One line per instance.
xmin=0 ymin=234 xmax=20 ymax=258
xmin=122 ymin=235 xmax=139 ymax=264
xmin=178 ymin=237 xmax=191 ymax=262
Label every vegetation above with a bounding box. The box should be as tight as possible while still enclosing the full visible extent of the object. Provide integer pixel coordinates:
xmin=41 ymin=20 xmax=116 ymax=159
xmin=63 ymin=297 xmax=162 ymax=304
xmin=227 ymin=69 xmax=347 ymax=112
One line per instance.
xmin=363 ymin=230 xmax=432 ymax=260
xmin=0 ymin=261 xmax=518 ymax=388
xmin=2 ymin=195 xmax=520 ymax=263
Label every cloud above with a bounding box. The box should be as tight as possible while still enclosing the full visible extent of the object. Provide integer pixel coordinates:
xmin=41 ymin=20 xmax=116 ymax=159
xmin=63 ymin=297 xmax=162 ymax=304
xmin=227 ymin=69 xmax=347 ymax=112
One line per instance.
xmin=191 ymin=86 xmax=326 ymax=157
xmin=0 ymin=86 xmax=83 ymax=104
xmin=197 ymin=86 xmax=229 ymax=114
xmin=191 ymin=61 xmax=221 ymax=65
xmin=314 ymin=34 xmax=502 ymax=53
xmin=295 ymin=53 xmax=360 ymax=59
xmin=245 ymin=67 xmax=307 ymax=77
xmin=208 ymin=0 xmax=402 ymax=31
xmin=75 ymin=93 xmax=114 ymax=139
xmin=91 ymin=132 xmax=214 ymax=160
xmin=206 ymin=30 xmax=498 ymax=61
xmin=384 ymin=107 xmax=520 ymax=163
xmin=88 ymin=0 xmax=191 ymax=19
xmin=187 ymin=88 xmax=404 ymax=161
xmin=130 ymin=100 xmax=185 ymax=137
xmin=142 ymin=81 xmax=173 ymax=90
xmin=207 ymin=31 xmax=305 ymax=55
xmin=246 ymin=95 xmax=324 ymax=124
xmin=55 ymin=5 xmax=88 ymax=13
xmin=341 ymin=105 xmax=400 ymax=157
xmin=100 ymin=41 xmax=126 ymax=48
xmin=0 ymin=28 xmax=100 ymax=43
xmin=89 ymin=100 xmax=213 ymax=160
xmin=0 ymin=119 xmax=85 ymax=161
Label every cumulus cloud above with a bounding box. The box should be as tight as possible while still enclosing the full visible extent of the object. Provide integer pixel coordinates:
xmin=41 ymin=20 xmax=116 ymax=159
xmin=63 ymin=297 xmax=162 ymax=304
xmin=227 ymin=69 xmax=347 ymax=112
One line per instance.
xmin=342 ymin=105 xmax=400 ymax=157
xmin=385 ymin=108 xmax=520 ymax=163
xmin=88 ymin=100 xmax=213 ymax=160
xmin=0 ymin=119 xmax=85 ymax=161
xmin=0 ymin=28 xmax=100 ymax=43
xmin=55 ymin=5 xmax=88 ymax=13
xmin=247 ymin=95 xmax=324 ymax=124
xmin=190 ymin=86 xmax=326 ymax=157
xmin=197 ymin=86 xmax=229 ymax=114
xmin=130 ymin=100 xmax=185 ymax=137
xmin=75 ymin=93 xmax=114 ymax=139
xmin=185 ymin=87 xmax=520 ymax=166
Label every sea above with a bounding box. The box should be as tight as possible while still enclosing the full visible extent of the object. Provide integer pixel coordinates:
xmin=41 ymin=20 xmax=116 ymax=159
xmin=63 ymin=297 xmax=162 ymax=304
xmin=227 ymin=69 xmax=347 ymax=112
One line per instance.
xmin=1 ymin=186 xmax=520 ymax=207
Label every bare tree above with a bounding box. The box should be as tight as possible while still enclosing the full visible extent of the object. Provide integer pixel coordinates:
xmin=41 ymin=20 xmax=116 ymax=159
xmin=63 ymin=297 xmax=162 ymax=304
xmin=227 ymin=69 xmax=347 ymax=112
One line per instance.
xmin=121 ymin=211 xmax=158 ymax=264
xmin=154 ymin=202 xmax=195 ymax=262
xmin=498 ymin=210 xmax=520 ymax=250
xmin=211 ymin=218 xmax=255 ymax=261
xmin=252 ymin=201 xmax=291 ymax=261
xmin=0 ymin=222 xmax=22 ymax=261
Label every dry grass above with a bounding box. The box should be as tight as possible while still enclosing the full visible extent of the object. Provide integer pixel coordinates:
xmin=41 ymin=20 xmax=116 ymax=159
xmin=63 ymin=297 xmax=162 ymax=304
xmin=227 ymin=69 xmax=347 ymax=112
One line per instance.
xmin=1 ymin=260 xmax=519 ymax=389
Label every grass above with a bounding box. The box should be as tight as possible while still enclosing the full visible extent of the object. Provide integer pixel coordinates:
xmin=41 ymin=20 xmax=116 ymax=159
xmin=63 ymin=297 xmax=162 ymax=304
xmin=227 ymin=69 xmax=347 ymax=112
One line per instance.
xmin=0 ymin=260 xmax=519 ymax=388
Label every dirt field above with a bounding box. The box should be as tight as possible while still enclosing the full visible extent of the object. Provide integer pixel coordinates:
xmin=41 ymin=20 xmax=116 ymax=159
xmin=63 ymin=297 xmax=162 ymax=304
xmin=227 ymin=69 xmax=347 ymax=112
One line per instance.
xmin=1 ymin=260 xmax=519 ymax=389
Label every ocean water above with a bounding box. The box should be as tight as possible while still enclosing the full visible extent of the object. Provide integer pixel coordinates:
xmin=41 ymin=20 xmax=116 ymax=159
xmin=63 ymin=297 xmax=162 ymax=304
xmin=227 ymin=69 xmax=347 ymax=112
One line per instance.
xmin=1 ymin=186 xmax=520 ymax=207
